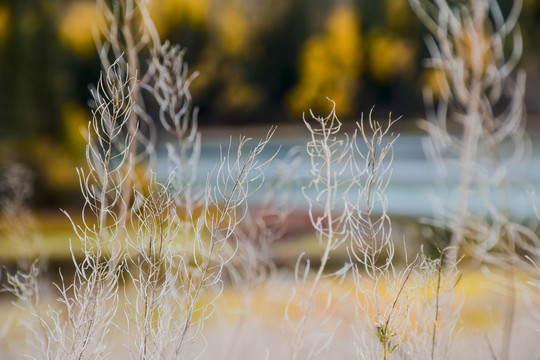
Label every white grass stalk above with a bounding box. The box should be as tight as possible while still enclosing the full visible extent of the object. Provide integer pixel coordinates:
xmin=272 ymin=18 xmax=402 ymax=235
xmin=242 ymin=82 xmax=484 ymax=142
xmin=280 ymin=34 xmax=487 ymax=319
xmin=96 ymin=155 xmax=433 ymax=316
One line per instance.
xmin=223 ymin=154 xmax=296 ymax=360
xmin=176 ymin=129 xmax=277 ymax=357
xmin=142 ymin=41 xmax=201 ymax=215
xmin=4 ymin=57 xmax=132 ymax=360
xmin=123 ymin=130 xmax=276 ymax=359
xmin=411 ymin=1 xmax=533 ymax=358
xmin=345 ymin=111 xmax=406 ymax=360
xmin=410 ymin=0 xmax=529 ymax=265
xmin=286 ymin=101 xmax=355 ymax=360
xmin=96 ymin=0 xmax=161 ymax=226
xmin=53 ymin=57 xmax=133 ymax=360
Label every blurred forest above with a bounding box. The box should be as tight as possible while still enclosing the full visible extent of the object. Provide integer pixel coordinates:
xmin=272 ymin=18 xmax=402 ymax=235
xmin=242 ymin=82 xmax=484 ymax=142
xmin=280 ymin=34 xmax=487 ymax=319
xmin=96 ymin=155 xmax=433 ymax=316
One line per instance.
xmin=1 ymin=0 xmax=540 ymax=206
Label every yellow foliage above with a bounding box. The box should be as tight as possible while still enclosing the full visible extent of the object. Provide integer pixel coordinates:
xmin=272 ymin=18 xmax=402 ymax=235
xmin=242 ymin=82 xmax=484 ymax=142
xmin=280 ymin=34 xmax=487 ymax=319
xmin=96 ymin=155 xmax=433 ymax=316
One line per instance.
xmin=288 ymin=5 xmax=362 ymax=114
xmin=189 ymin=48 xmax=218 ymax=93
xmin=148 ymin=0 xmax=209 ymax=36
xmin=385 ymin=0 xmax=410 ymax=30
xmin=175 ymin=0 xmax=209 ymax=25
xmin=62 ymin=102 xmax=90 ymax=154
xmin=58 ymin=1 xmax=101 ymax=57
xmin=219 ymin=79 xmax=262 ymax=112
xmin=218 ymin=6 xmax=249 ymax=56
xmin=453 ymin=23 xmax=493 ymax=78
xmin=423 ymin=22 xmax=492 ymax=99
xmin=423 ymin=68 xmax=450 ymax=99
xmin=368 ymin=33 xmax=415 ymax=82
xmin=0 ymin=4 xmax=10 ymax=45
xmin=31 ymin=139 xmax=80 ymax=190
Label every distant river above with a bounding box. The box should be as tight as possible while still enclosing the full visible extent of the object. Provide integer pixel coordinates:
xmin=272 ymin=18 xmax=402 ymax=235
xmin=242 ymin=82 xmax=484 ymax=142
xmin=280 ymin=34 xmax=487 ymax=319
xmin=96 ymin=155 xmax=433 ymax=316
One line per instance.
xmin=157 ymin=132 xmax=540 ymax=221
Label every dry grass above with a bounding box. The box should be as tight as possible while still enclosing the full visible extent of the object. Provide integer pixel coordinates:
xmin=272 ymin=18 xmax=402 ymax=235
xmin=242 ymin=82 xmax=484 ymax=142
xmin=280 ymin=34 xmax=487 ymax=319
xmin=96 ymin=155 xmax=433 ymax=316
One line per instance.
xmin=3 ymin=0 xmax=540 ymax=359
xmin=3 ymin=269 xmax=539 ymax=359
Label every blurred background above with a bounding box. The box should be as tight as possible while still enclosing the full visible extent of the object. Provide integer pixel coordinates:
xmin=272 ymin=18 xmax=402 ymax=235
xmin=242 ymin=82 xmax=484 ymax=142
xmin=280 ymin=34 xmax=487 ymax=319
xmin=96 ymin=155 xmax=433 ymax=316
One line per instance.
xmin=1 ymin=0 xmax=540 ymax=210
xmin=2 ymin=1 xmax=540 ymax=355
xmin=2 ymin=3 xmax=540 ymax=355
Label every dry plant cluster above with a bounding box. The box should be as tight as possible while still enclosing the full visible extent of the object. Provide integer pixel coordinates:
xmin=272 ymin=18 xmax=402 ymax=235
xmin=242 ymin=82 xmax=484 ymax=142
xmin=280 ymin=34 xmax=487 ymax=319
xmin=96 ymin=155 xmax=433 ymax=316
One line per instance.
xmin=2 ymin=0 xmax=540 ymax=359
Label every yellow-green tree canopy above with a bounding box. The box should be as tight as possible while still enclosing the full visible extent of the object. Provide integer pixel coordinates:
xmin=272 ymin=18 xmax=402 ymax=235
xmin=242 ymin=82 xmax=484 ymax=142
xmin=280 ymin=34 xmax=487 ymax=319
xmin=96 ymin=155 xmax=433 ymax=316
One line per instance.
xmin=287 ymin=5 xmax=362 ymax=115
